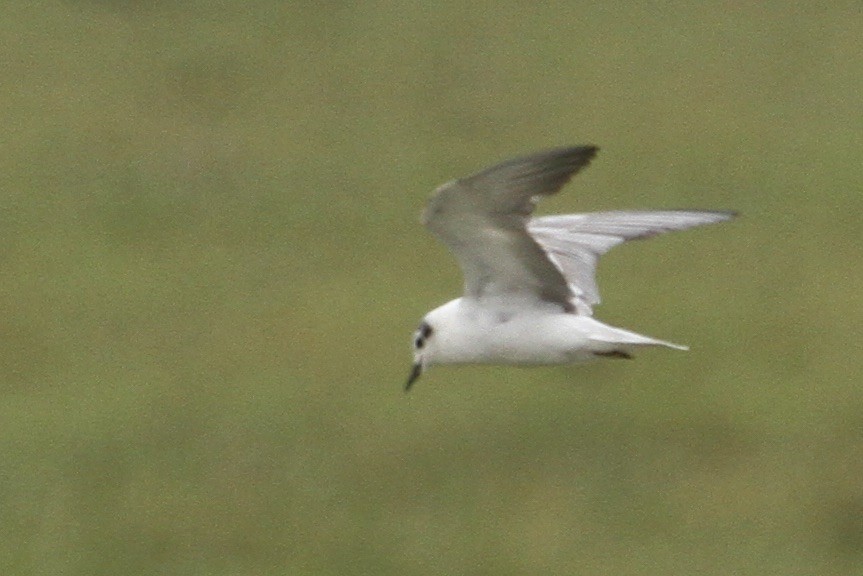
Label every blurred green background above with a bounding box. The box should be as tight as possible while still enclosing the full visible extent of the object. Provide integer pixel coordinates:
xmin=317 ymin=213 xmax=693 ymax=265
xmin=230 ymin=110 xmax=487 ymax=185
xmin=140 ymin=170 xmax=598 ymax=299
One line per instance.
xmin=2 ymin=2 xmax=862 ymax=575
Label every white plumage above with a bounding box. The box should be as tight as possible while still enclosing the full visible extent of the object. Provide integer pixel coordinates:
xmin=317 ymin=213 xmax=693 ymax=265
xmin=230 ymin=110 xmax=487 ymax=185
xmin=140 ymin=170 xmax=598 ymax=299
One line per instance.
xmin=406 ymin=146 xmax=735 ymax=389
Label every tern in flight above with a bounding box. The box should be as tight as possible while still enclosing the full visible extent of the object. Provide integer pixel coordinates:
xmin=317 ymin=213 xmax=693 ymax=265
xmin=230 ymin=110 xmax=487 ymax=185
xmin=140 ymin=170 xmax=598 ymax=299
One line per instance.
xmin=406 ymin=146 xmax=735 ymax=390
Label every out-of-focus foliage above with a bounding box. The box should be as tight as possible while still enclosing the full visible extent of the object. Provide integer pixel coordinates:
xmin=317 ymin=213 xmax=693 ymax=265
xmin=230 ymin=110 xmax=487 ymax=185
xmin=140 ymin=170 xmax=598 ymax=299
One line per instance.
xmin=2 ymin=2 xmax=862 ymax=575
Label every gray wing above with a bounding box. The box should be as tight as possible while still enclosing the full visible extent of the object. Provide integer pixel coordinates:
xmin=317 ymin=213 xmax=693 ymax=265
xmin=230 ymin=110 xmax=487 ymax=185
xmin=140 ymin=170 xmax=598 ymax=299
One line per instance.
xmin=528 ymin=210 xmax=737 ymax=315
xmin=422 ymin=146 xmax=598 ymax=309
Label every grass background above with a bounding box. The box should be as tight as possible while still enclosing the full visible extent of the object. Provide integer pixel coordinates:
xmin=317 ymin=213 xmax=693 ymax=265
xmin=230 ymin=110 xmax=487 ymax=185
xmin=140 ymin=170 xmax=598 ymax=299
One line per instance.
xmin=2 ymin=2 xmax=862 ymax=574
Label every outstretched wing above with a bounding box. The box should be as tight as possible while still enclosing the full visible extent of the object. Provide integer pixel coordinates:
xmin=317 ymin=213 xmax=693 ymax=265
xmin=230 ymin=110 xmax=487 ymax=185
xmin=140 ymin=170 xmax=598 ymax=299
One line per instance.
xmin=422 ymin=146 xmax=598 ymax=309
xmin=528 ymin=210 xmax=737 ymax=315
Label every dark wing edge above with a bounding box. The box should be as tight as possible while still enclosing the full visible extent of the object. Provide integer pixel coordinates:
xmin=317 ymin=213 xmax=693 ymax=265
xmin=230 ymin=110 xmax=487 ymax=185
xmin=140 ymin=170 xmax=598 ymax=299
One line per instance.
xmin=457 ymin=145 xmax=599 ymax=216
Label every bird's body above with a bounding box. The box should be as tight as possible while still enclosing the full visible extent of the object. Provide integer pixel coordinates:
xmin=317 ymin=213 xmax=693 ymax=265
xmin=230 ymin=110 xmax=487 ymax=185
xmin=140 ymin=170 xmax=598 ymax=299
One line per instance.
xmin=422 ymin=297 xmax=685 ymax=366
xmin=406 ymin=145 xmax=734 ymax=389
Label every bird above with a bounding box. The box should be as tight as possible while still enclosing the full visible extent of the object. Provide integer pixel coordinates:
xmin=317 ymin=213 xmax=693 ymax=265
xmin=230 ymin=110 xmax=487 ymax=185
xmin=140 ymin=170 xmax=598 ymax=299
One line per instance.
xmin=406 ymin=145 xmax=735 ymax=390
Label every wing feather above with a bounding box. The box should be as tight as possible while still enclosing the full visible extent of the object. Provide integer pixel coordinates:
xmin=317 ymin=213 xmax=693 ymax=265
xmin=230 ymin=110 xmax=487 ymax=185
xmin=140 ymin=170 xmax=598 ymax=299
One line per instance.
xmin=422 ymin=147 xmax=598 ymax=308
xmin=420 ymin=146 xmax=736 ymax=315
xmin=528 ymin=210 xmax=736 ymax=314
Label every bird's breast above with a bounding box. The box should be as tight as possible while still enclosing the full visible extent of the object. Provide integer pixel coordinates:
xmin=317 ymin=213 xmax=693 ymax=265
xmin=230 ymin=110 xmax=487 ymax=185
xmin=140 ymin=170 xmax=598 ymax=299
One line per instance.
xmin=438 ymin=308 xmax=594 ymax=365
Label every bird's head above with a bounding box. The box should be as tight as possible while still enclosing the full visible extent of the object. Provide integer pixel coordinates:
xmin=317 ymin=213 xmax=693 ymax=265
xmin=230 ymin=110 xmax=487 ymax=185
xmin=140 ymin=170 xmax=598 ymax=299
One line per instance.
xmin=405 ymin=319 xmax=436 ymax=391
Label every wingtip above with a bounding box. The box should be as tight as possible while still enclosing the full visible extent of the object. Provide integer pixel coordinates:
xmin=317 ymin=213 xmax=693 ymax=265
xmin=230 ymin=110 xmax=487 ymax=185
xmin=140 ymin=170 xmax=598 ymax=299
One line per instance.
xmin=671 ymin=208 xmax=739 ymax=222
xmin=711 ymin=209 xmax=740 ymax=224
xmin=527 ymin=144 xmax=599 ymax=163
xmin=580 ymin=145 xmax=600 ymax=164
xmin=558 ymin=144 xmax=599 ymax=161
xmin=533 ymin=144 xmax=601 ymax=180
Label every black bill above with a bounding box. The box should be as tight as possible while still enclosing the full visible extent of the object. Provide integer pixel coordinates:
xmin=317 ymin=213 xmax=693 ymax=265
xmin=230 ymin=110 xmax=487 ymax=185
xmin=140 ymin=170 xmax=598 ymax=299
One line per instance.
xmin=405 ymin=363 xmax=422 ymax=391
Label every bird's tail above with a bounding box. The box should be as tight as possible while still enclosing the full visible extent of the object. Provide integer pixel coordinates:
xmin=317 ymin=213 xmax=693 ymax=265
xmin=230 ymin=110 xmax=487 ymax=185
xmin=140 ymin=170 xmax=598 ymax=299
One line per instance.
xmin=587 ymin=322 xmax=689 ymax=354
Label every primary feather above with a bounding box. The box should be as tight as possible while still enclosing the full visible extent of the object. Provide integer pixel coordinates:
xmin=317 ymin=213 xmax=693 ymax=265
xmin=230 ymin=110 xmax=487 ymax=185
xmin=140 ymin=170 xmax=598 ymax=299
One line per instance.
xmin=422 ymin=146 xmax=598 ymax=308
xmin=529 ymin=210 xmax=736 ymax=314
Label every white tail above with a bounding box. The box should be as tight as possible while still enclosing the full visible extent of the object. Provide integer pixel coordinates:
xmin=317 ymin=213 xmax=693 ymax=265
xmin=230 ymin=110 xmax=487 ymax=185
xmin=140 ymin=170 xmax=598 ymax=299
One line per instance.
xmin=588 ymin=323 xmax=689 ymax=352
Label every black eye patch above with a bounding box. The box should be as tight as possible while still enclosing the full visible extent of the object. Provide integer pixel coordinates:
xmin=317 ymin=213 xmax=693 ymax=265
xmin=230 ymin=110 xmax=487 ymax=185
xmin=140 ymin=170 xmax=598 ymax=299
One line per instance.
xmin=419 ymin=322 xmax=433 ymax=339
xmin=413 ymin=322 xmax=433 ymax=349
